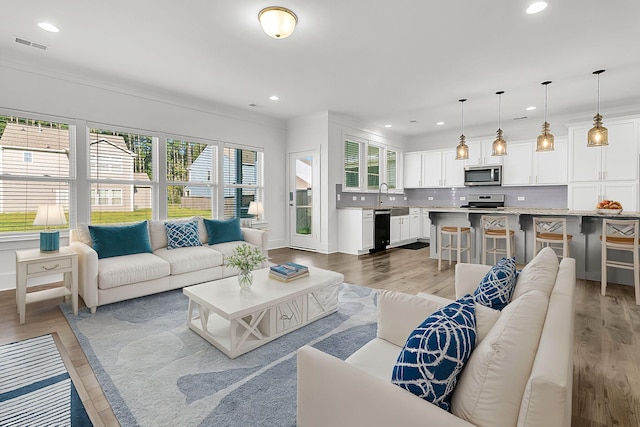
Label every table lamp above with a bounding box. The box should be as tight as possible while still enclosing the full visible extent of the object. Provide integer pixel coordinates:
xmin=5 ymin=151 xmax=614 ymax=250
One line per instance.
xmin=248 ymin=201 xmax=263 ymax=222
xmin=33 ymin=205 xmax=67 ymax=253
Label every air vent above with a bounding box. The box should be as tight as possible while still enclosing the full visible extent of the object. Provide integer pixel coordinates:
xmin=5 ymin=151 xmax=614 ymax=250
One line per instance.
xmin=15 ymin=37 xmax=48 ymax=50
xmin=513 ymin=116 xmax=528 ymax=120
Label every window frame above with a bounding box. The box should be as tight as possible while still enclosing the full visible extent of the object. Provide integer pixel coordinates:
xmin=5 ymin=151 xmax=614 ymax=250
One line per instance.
xmin=222 ymin=143 xmax=264 ymax=221
xmin=342 ymin=135 xmax=403 ymax=192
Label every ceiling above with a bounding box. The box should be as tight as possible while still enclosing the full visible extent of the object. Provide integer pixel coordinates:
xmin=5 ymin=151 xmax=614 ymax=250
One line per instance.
xmin=1 ymin=0 xmax=640 ymax=138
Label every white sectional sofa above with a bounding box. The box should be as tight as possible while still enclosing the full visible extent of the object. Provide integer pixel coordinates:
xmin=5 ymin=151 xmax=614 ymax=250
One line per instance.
xmin=69 ymin=217 xmax=268 ymax=313
xmin=297 ymin=247 xmax=576 ymax=427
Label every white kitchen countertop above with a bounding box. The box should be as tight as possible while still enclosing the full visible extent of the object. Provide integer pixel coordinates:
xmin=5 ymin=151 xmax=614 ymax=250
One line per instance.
xmin=338 ymin=206 xmax=640 ymax=218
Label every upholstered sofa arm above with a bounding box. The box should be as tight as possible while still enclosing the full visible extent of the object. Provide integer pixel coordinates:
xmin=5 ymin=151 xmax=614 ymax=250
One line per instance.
xmin=297 ymin=345 xmax=475 ymax=427
xmin=241 ymin=227 xmax=268 ymax=252
xmin=454 ymin=263 xmax=491 ymax=298
xmin=69 ymin=241 xmax=99 ymax=313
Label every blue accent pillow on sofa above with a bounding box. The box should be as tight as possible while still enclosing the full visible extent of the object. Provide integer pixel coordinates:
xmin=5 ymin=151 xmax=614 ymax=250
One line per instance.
xmin=88 ymin=221 xmax=153 ymax=259
xmin=203 ymin=218 xmax=243 ymax=245
xmin=473 ymin=257 xmax=517 ymax=311
xmin=391 ymin=294 xmax=477 ymax=412
xmin=165 ymin=221 xmax=202 ymax=250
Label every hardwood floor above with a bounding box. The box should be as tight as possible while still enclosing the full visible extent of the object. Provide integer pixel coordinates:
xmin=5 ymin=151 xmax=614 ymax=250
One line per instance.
xmin=1 ymin=246 xmax=638 ymax=426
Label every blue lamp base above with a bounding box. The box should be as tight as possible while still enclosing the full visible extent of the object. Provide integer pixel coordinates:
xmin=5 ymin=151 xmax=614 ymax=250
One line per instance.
xmin=40 ymin=230 xmax=60 ymax=253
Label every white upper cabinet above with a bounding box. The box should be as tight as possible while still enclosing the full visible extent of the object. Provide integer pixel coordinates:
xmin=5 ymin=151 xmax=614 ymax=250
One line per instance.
xmin=502 ymin=142 xmax=533 ymax=186
xmin=535 ymin=139 xmax=568 ymax=185
xmin=502 ymin=139 xmax=567 ymax=186
xmin=403 ymin=152 xmax=423 ymax=188
xmin=442 ymin=149 xmax=465 ymax=187
xmin=465 ymin=140 xmax=503 ymax=167
xmin=403 ymin=149 xmax=464 ymax=188
xmin=423 ymin=151 xmax=442 ymax=187
xmin=569 ymin=118 xmax=638 ymax=182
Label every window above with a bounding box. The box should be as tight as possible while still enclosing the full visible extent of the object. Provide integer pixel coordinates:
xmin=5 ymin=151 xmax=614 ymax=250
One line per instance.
xmin=344 ymin=140 xmax=361 ymax=190
xmin=367 ymin=145 xmax=380 ymax=190
xmin=166 ymin=138 xmax=216 ymax=220
xmin=386 ymin=149 xmax=397 ymax=190
xmin=89 ymin=126 xmax=155 ymax=224
xmin=223 ymin=146 xmax=263 ymax=220
xmin=0 ymin=115 xmax=72 ymax=234
xmin=343 ymin=136 xmax=401 ymax=192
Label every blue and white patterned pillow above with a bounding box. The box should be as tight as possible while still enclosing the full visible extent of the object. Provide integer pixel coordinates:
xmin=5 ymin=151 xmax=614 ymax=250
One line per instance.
xmin=473 ymin=257 xmax=517 ymax=310
xmin=165 ymin=221 xmax=202 ymax=250
xmin=391 ymin=294 xmax=477 ymax=412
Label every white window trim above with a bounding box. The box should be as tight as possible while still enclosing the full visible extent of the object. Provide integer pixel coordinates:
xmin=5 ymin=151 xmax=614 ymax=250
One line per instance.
xmin=342 ymin=136 xmax=403 ymax=193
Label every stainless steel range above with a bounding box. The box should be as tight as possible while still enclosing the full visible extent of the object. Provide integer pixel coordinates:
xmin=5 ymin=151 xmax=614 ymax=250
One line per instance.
xmin=460 ymin=194 xmax=505 ymax=209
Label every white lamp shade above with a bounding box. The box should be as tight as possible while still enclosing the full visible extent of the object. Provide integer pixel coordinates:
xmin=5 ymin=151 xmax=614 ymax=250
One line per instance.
xmin=259 ymin=7 xmax=297 ymax=39
xmin=33 ymin=205 xmax=67 ymax=227
xmin=248 ymin=201 xmax=264 ymax=216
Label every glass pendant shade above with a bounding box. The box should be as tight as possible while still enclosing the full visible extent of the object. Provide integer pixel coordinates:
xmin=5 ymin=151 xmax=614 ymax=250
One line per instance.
xmin=259 ymin=7 xmax=297 ymax=39
xmin=587 ymin=114 xmax=608 ymax=147
xmin=455 ymin=98 xmax=469 ymax=160
xmin=492 ymin=129 xmax=507 ymax=156
xmin=536 ymin=122 xmax=555 ymax=151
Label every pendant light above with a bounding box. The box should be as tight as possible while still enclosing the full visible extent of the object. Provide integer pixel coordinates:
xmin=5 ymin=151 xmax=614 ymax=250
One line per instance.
xmin=455 ymin=98 xmax=469 ymax=160
xmin=587 ymin=69 xmax=608 ymax=147
xmin=536 ymin=81 xmax=555 ymax=152
xmin=492 ymin=91 xmax=507 ymax=156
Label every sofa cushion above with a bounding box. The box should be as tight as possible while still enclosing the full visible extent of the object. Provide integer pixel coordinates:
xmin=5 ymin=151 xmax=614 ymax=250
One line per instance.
xmin=473 ymin=257 xmax=517 ymax=310
xmin=345 ymin=338 xmax=405 ymax=381
xmin=88 ymin=221 xmax=153 ymax=259
xmin=204 ymin=218 xmax=243 ymax=245
xmin=392 ymin=295 xmax=476 ymax=412
xmin=451 ymin=290 xmax=549 ymax=427
xmin=97 ymin=253 xmax=170 ymax=289
xmin=154 ymin=246 xmax=224 ymax=275
xmin=148 ymin=216 xmax=207 ymax=251
xmin=208 ymin=240 xmax=260 ymax=261
xmin=511 ymin=246 xmax=559 ymax=301
xmin=165 ymin=220 xmax=202 ymax=250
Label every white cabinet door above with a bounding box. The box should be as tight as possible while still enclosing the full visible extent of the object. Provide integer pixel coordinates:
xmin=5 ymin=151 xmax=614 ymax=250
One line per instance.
xmin=423 ymin=152 xmax=442 ymax=187
xmin=535 ymin=138 xmax=568 ymax=185
xmin=362 ymin=212 xmax=374 ymax=250
xmin=421 ymin=212 xmax=431 ymax=239
xmin=400 ymin=216 xmax=410 ymax=241
xmin=570 ymin=126 xmax=603 ymax=182
xmin=569 ymin=181 xmax=638 ymax=211
xmin=502 ymin=142 xmax=533 ymax=186
xmin=602 ymin=121 xmax=638 ymax=181
xmin=409 ymin=212 xmax=421 ymax=239
xmin=403 ymin=152 xmax=424 ymax=188
xmin=602 ymin=181 xmax=638 ymax=212
xmin=465 ymin=140 xmax=503 ymax=166
xmin=390 ymin=216 xmax=402 ymax=245
xmin=442 ymin=149 xmax=465 ymax=187
xmin=482 ymin=140 xmax=503 ymax=165
xmin=465 ymin=141 xmax=482 ymax=166
xmin=568 ymin=182 xmax=600 ymax=211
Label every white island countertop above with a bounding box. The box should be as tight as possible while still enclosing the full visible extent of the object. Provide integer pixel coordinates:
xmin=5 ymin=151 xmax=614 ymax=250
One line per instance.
xmin=338 ymin=206 xmax=640 ymax=218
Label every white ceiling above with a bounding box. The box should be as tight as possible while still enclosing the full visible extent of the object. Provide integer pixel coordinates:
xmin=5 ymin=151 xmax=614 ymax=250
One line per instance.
xmin=2 ymin=0 xmax=640 ymax=138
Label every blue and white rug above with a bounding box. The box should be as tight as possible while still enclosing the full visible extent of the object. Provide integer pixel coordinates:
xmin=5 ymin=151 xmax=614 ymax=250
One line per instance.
xmin=0 ymin=334 xmax=92 ymax=426
xmin=61 ymin=283 xmax=377 ymax=427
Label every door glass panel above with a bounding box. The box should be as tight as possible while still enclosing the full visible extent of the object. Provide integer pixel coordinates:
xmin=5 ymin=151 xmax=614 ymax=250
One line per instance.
xmin=295 ymin=157 xmax=312 ymax=235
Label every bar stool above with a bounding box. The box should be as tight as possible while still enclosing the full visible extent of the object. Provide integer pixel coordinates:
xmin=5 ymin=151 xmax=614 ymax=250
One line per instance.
xmin=601 ymin=219 xmax=640 ymax=305
xmin=533 ymin=217 xmax=573 ymax=259
xmin=438 ymin=225 xmax=471 ymax=271
xmin=481 ymin=215 xmax=514 ymax=265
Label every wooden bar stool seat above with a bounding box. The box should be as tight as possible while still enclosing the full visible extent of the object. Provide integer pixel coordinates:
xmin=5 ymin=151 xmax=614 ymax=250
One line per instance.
xmin=601 ymin=219 xmax=640 ymax=305
xmin=438 ymin=225 xmax=471 ymax=271
xmin=533 ymin=217 xmax=573 ymax=259
xmin=481 ymin=215 xmax=514 ymax=265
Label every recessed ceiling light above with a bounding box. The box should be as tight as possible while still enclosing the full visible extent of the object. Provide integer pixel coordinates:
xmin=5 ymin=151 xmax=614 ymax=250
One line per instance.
xmin=269 ymin=95 xmax=279 ymax=101
xmin=436 ymin=122 xmax=445 ymax=126
xmin=37 ymin=22 xmax=60 ymax=33
xmin=526 ymin=106 xmax=537 ymax=111
xmin=384 ymin=124 xmax=392 ymax=128
xmin=526 ymin=2 xmax=548 ymax=14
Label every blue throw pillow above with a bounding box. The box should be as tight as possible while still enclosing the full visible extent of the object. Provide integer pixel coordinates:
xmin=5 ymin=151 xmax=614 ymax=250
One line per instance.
xmin=473 ymin=257 xmax=517 ymax=311
xmin=391 ymin=295 xmax=477 ymax=412
xmin=165 ymin=221 xmax=202 ymax=250
xmin=203 ymin=218 xmax=243 ymax=245
xmin=88 ymin=221 xmax=153 ymax=259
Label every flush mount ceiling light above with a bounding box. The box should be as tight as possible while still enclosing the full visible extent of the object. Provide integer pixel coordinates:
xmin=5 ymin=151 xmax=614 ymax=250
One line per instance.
xmin=492 ymin=91 xmax=508 ymax=156
xmin=259 ymin=7 xmax=297 ymax=39
xmin=536 ymin=81 xmax=555 ymax=152
xmin=455 ymin=99 xmax=469 ymax=160
xmin=587 ymin=69 xmax=608 ymax=147
xmin=37 ymin=22 xmax=59 ymax=32
xmin=526 ymin=2 xmax=548 ymax=14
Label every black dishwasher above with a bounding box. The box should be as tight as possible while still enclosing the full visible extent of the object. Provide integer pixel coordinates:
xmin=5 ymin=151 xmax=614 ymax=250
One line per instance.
xmin=370 ymin=209 xmax=391 ymax=253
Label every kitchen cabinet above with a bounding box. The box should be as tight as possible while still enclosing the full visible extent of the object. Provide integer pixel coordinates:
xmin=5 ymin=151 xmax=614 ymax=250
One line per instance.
xmin=502 ymin=139 xmax=567 ymax=186
xmin=569 ymin=118 xmax=638 ymax=182
xmin=403 ymin=152 xmax=423 ymax=188
xmin=390 ymin=215 xmax=411 ymax=245
xmin=338 ymin=209 xmax=374 ymax=255
xmin=403 ymin=149 xmax=464 ymax=188
xmin=422 ymin=152 xmax=442 ymax=187
xmin=568 ymin=181 xmax=638 ymax=211
xmin=409 ymin=208 xmax=421 ymax=239
xmin=421 ymin=209 xmax=431 ymax=239
xmin=465 ymin=140 xmax=503 ymax=167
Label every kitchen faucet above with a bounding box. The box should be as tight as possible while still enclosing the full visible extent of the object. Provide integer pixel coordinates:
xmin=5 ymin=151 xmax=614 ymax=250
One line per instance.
xmin=378 ymin=182 xmax=389 ymax=206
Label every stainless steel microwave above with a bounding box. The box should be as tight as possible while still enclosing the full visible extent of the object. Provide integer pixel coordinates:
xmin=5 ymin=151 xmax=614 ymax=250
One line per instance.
xmin=464 ymin=165 xmax=502 ymax=186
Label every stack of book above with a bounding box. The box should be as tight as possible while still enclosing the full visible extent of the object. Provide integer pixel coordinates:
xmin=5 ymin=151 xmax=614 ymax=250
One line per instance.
xmin=269 ymin=262 xmax=309 ymax=282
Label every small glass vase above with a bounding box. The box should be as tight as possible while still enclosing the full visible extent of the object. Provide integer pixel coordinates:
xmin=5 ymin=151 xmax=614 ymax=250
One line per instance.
xmin=238 ymin=269 xmax=253 ymax=289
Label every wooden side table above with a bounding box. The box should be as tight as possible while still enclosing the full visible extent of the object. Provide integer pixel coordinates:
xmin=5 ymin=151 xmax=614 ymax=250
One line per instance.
xmin=16 ymin=246 xmax=78 ymax=324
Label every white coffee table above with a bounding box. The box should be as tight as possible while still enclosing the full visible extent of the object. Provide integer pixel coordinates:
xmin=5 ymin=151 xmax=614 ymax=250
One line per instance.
xmin=183 ymin=266 xmax=343 ymax=358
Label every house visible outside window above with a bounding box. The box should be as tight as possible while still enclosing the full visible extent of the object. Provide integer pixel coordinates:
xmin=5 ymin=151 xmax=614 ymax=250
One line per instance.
xmin=89 ymin=126 xmax=155 ymax=224
xmin=167 ymin=137 xmax=216 ymax=220
xmin=223 ymin=146 xmax=263 ymax=220
xmin=0 ymin=115 xmax=72 ymax=234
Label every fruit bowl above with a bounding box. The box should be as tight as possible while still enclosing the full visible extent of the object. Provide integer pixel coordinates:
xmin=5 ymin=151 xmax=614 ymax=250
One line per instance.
xmin=596 ymin=208 xmax=622 ymax=215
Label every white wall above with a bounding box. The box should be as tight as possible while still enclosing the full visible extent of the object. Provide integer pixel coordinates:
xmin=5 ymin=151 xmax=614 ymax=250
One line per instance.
xmin=0 ymin=62 xmax=287 ymax=290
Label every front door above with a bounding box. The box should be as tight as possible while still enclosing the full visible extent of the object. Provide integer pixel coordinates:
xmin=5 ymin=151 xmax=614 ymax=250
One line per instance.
xmin=289 ymin=151 xmax=320 ymax=250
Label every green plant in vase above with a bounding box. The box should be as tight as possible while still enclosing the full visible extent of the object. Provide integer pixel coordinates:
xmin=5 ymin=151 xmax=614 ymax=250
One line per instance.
xmin=225 ymin=243 xmax=268 ymax=289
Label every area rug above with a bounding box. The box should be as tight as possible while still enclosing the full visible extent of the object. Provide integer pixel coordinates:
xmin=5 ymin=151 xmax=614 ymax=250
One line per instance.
xmin=61 ymin=283 xmax=377 ymax=427
xmin=398 ymin=241 xmax=430 ymax=250
xmin=0 ymin=334 xmax=92 ymax=426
